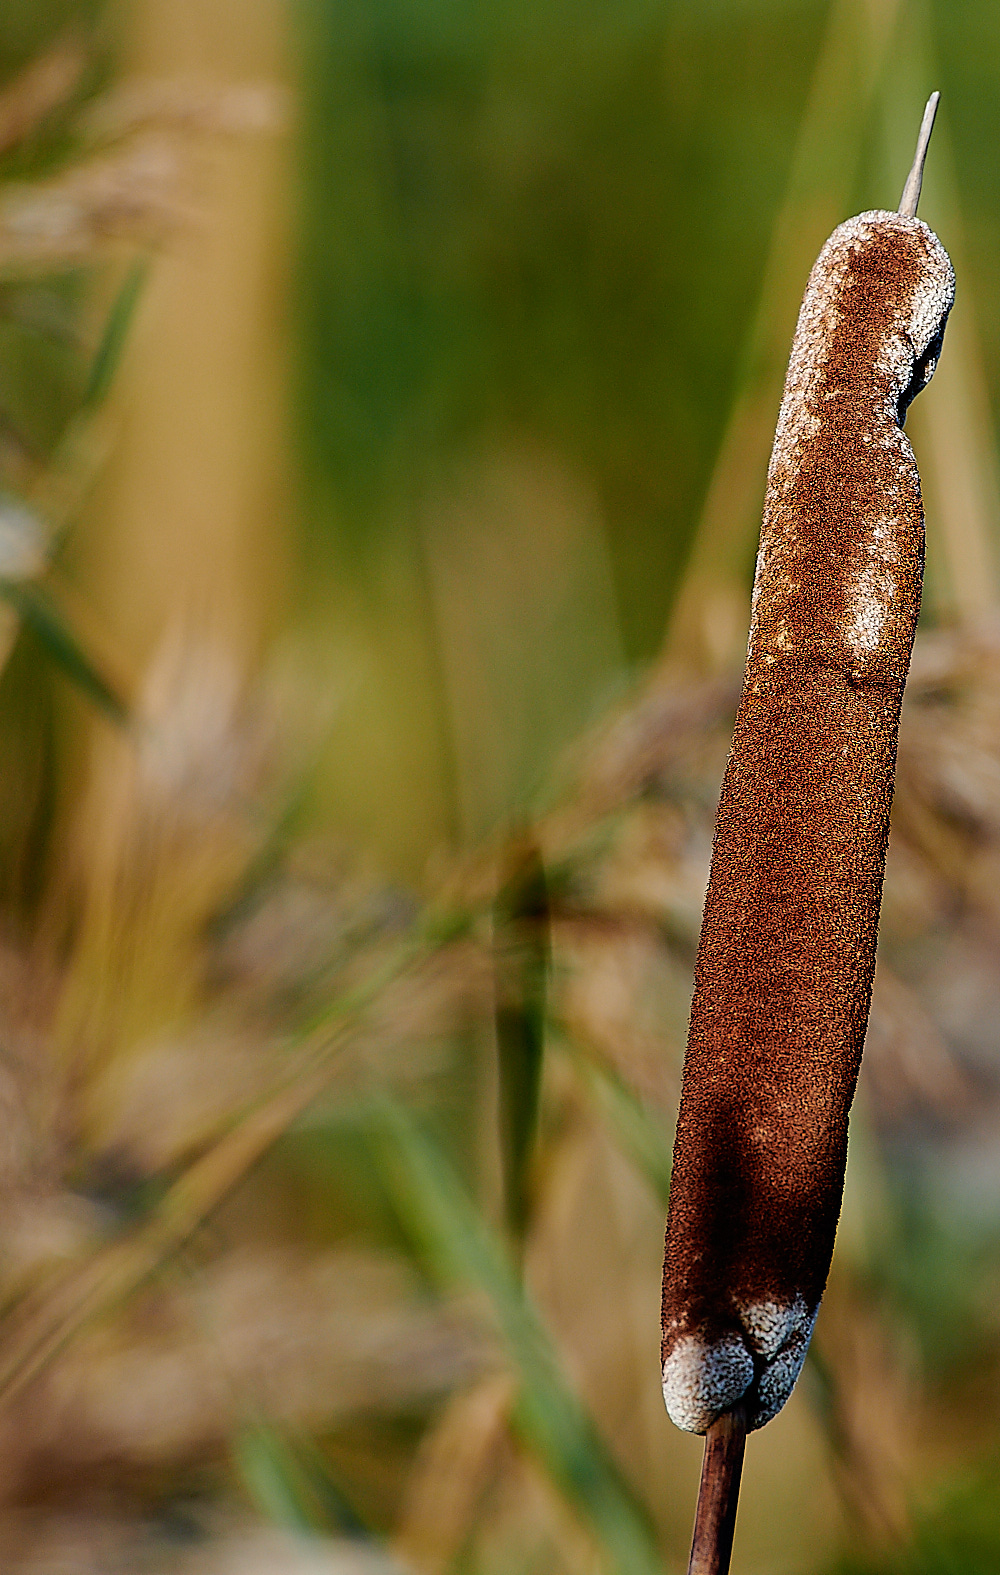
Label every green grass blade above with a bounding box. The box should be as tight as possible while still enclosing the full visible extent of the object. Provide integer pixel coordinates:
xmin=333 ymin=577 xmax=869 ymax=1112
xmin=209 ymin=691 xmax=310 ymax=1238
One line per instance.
xmin=82 ymin=260 xmax=147 ymax=410
xmin=0 ymin=578 xmax=128 ymax=723
xmin=234 ymin=1422 xmax=368 ymax=1538
xmin=557 ymin=1031 xmax=674 ymax=1210
xmin=234 ymin=1423 xmax=328 ymax=1534
xmin=363 ymin=1099 xmax=666 ymax=1575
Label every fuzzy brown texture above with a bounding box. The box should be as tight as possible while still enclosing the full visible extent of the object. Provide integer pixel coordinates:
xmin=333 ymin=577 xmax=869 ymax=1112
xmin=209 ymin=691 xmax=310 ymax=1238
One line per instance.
xmin=661 ymin=212 xmax=954 ymax=1433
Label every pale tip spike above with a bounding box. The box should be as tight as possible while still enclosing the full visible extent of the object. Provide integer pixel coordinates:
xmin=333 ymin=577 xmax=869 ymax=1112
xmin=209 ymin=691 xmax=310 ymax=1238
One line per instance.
xmin=898 ymin=91 xmax=940 ymax=218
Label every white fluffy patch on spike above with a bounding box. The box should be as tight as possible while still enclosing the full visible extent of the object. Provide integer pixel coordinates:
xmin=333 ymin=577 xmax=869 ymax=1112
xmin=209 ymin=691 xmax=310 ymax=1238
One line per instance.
xmin=739 ymin=1296 xmax=818 ymax=1428
xmin=661 ymin=1334 xmax=753 ymax=1435
xmin=739 ymin=1296 xmax=808 ymax=1359
xmin=661 ymin=1299 xmax=818 ymax=1434
xmin=749 ymin=1303 xmax=818 ymax=1427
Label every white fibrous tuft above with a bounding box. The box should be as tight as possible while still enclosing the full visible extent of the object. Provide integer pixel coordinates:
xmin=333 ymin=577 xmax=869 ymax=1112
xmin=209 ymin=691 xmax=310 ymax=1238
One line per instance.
xmin=818 ymin=211 xmax=954 ymax=398
xmin=845 ymin=514 xmax=902 ymax=660
xmin=769 ymin=211 xmax=953 ymax=490
xmin=739 ymin=1295 xmax=809 ymax=1360
xmin=753 ymin=1320 xmax=816 ymax=1426
xmin=662 ymin=1297 xmax=818 ymax=1432
xmin=740 ymin=1297 xmax=817 ymax=1427
xmin=661 ymin=1334 xmax=753 ymax=1434
xmin=749 ymin=210 xmax=952 ymax=672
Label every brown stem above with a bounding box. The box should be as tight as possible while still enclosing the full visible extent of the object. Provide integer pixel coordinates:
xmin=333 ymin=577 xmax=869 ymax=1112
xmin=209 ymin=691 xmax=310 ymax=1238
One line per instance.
xmin=687 ymin=1406 xmax=747 ymax=1575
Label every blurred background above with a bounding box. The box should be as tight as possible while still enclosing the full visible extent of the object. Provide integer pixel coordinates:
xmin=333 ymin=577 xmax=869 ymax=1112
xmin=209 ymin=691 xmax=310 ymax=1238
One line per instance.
xmin=0 ymin=0 xmax=999 ymax=1570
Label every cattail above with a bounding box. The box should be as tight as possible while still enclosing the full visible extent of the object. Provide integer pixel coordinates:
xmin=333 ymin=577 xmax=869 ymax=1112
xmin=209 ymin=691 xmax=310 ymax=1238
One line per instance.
xmin=661 ymin=92 xmax=954 ymax=1575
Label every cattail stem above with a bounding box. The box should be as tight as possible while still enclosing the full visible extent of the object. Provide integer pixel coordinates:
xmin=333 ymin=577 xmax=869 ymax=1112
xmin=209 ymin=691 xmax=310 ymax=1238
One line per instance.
xmin=687 ymin=1407 xmax=747 ymax=1575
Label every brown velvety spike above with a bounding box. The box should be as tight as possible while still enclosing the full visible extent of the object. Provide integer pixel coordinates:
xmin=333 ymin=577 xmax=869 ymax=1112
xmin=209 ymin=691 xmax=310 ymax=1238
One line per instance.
xmin=661 ymin=207 xmax=954 ymax=1436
